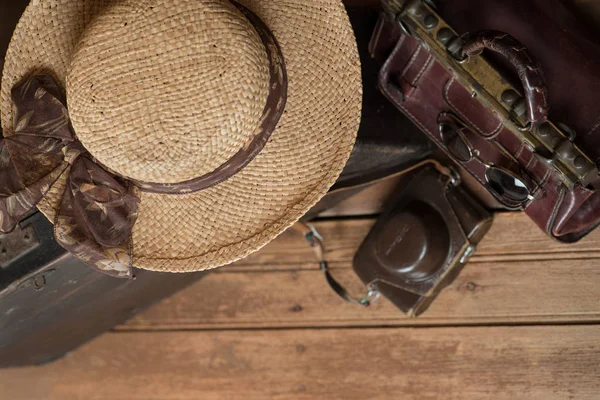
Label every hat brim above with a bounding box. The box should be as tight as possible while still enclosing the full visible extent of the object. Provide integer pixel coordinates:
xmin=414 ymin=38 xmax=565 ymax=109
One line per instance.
xmin=0 ymin=0 xmax=362 ymax=272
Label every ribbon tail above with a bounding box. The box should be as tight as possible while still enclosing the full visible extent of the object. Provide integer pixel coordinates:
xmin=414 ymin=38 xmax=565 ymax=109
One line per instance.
xmin=55 ymin=187 xmax=134 ymax=279
xmin=53 ymin=158 xmax=140 ymax=279
xmin=0 ymin=139 xmax=69 ymax=233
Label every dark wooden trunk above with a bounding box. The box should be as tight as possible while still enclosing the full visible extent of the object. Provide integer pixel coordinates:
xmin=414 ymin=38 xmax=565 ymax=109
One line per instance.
xmin=0 ymin=213 xmax=207 ymax=367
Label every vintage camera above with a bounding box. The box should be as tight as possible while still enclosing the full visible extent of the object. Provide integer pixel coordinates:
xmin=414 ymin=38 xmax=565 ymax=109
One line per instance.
xmin=353 ymin=163 xmax=493 ymax=316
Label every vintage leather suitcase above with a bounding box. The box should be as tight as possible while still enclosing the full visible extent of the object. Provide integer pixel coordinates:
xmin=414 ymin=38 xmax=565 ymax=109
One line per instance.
xmin=0 ymin=1 xmax=433 ymax=366
xmin=370 ymin=0 xmax=600 ymax=242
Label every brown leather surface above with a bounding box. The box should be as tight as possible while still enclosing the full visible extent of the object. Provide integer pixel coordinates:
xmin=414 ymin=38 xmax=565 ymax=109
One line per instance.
xmin=375 ymin=26 xmax=543 ymax=210
xmin=436 ymin=0 xmax=600 ymax=162
xmin=373 ymin=0 xmax=600 ymax=242
xmin=353 ymin=165 xmax=493 ymax=316
xmin=435 ymin=0 xmax=600 ymax=241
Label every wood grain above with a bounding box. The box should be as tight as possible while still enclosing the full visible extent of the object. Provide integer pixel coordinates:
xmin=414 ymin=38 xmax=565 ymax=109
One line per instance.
xmin=119 ymin=257 xmax=600 ymax=330
xmin=117 ymin=212 xmax=600 ymax=330
xmin=2 ymin=326 xmax=599 ymax=400
xmin=234 ymin=212 xmax=600 ymax=270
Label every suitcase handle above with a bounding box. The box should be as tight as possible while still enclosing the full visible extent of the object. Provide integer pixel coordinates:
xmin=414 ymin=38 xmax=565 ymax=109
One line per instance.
xmin=459 ymin=30 xmax=549 ymax=129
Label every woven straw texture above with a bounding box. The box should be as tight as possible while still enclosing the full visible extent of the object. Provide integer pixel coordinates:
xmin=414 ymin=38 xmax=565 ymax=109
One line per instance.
xmin=68 ymin=0 xmax=271 ymax=183
xmin=0 ymin=0 xmax=362 ymax=272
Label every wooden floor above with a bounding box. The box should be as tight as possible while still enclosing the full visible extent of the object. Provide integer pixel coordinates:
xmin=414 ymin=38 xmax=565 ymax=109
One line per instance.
xmin=2 ymin=212 xmax=600 ymax=399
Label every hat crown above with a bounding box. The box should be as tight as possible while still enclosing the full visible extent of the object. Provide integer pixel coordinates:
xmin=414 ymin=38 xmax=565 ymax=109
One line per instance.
xmin=66 ymin=0 xmax=271 ymax=184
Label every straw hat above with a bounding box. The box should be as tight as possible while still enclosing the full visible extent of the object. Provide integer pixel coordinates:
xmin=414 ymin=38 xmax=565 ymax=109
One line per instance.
xmin=0 ymin=0 xmax=361 ymax=272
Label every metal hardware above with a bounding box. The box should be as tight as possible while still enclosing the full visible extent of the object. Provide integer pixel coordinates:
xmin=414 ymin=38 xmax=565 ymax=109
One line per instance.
xmin=423 ymin=14 xmax=438 ymax=29
xmin=396 ymin=12 xmax=413 ymax=36
xmin=446 ymin=166 xmax=462 ymax=187
xmin=533 ymin=121 xmax=597 ymax=187
xmin=391 ymin=0 xmax=598 ymax=190
xmin=446 ymin=37 xmax=467 ymax=62
xmin=0 ymin=224 xmax=40 ymax=269
xmin=574 ymin=156 xmax=587 ymax=169
xmin=524 ymin=142 xmax=536 ymax=152
xmin=557 ymin=122 xmax=577 ymax=142
xmin=459 ymin=244 xmax=477 ymax=264
xmin=32 ymin=275 xmax=46 ymax=291
xmin=362 ymin=287 xmax=381 ymax=306
xmin=534 ymin=153 xmax=554 ymax=165
xmin=439 ymin=113 xmax=542 ymax=207
xmin=436 ymin=28 xmax=455 ymax=45
xmin=17 ymin=269 xmax=56 ymax=292
xmin=512 ymin=99 xmax=528 ymax=118
xmin=423 ymin=0 xmax=437 ymax=9
xmin=501 ymin=89 xmax=520 ymax=106
xmin=538 ymin=122 xmax=552 ymax=137
xmin=408 ymin=3 xmax=426 ymax=17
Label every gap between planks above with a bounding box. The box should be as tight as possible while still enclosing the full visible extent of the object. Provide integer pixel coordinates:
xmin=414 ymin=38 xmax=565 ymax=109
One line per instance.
xmin=118 ymin=257 xmax=600 ymax=331
xmin=116 ymin=212 xmax=600 ymax=331
xmin=232 ymin=212 xmax=600 ymax=271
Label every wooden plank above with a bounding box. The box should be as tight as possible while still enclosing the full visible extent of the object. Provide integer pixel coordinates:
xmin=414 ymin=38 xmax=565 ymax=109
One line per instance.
xmin=475 ymin=212 xmax=600 ymax=260
xmin=315 ymin=168 xmax=504 ymax=217
xmin=2 ymin=326 xmax=599 ymax=400
xmin=235 ymin=213 xmax=600 ymax=270
xmin=120 ymin=257 xmax=600 ymax=330
xmin=235 ymin=217 xmax=371 ymax=268
xmin=317 ymin=174 xmax=406 ymax=217
xmin=121 ymin=212 xmax=600 ymax=330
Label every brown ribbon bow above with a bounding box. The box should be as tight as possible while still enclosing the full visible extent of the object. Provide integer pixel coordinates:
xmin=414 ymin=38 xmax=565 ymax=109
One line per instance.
xmin=0 ymin=75 xmax=140 ymax=278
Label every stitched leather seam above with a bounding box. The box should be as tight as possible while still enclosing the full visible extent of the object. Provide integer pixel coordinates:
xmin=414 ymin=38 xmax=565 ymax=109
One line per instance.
xmin=517 ymin=145 xmax=553 ymax=195
xmin=530 ymin=153 xmax=539 ymax=170
xmin=443 ymin=78 xmax=503 ymax=137
xmin=525 ymin=150 xmax=535 ymax=170
xmin=395 ymin=34 xmax=407 ymax=57
xmin=401 ymin=46 xmax=422 ymax=78
xmin=526 ymin=151 xmax=550 ymax=187
xmin=380 ymin=34 xmax=408 ymax=83
xmin=525 ymin=167 xmax=552 ymax=211
xmin=545 ymin=185 xmax=567 ymax=236
xmin=515 ymin=142 xmax=525 ymax=159
xmin=411 ymin=55 xmax=433 ymax=86
xmin=485 ymin=120 xmax=504 ymax=139
xmin=539 ymin=166 xmax=551 ymax=187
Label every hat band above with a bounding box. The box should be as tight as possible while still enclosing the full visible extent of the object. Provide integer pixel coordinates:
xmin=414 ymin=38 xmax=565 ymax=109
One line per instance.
xmin=0 ymin=3 xmax=286 ymax=278
xmin=125 ymin=2 xmax=288 ymax=194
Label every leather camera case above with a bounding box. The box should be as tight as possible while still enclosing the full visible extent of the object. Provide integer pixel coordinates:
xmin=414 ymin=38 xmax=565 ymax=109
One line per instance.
xmin=353 ymin=165 xmax=493 ymax=317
